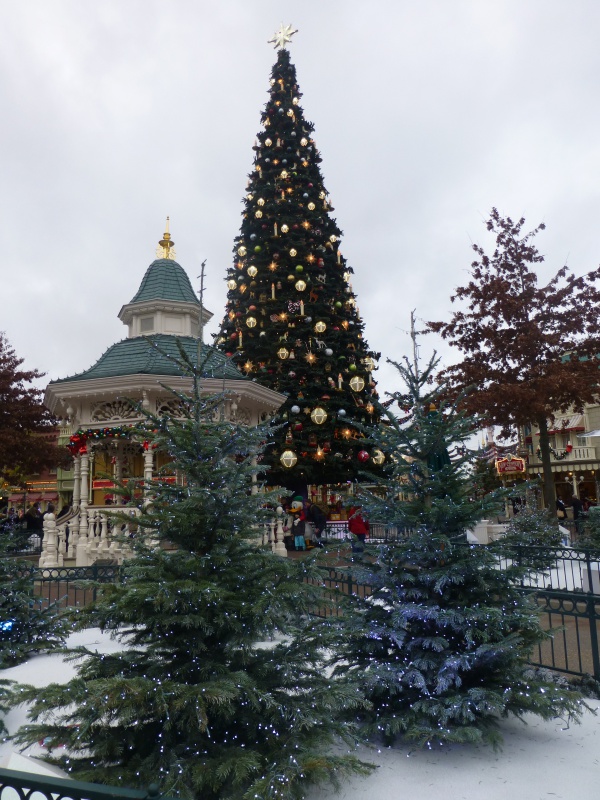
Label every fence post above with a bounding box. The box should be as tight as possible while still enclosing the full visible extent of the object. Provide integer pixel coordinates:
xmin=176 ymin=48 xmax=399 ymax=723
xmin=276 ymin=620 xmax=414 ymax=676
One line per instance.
xmin=587 ymin=594 xmax=600 ymax=681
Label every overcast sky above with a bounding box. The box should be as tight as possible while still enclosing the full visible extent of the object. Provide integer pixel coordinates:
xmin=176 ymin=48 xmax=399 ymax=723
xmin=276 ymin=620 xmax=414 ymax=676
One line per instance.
xmin=2 ymin=1 xmax=600 ymax=401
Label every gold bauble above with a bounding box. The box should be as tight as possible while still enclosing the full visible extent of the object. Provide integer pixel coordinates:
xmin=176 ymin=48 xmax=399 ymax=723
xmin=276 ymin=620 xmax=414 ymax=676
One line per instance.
xmin=310 ymin=407 xmax=327 ymax=425
xmin=280 ymin=170 xmax=289 ymax=178
xmin=289 ymin=248 xmax=297 ymax=257
xmin=246 ymin=317 xmax=257 ymax=328
xmin=319 ymin=191 xmax=326 ymax=200
xmin=247 ymin=266 xmax=258 ymax=277
xmin=292 ymin=97 xmax=299 ymax=105
xmin=307 ymin=202 xmax=316 ymax=211
xmin=295 ymin=280 xmax=307 ymax=291
xmin=363 ymin=357 xmax=376 ymax=372
xmin=349 ymin=376 xmax=365 ymax=392
xmin=257 ymin=197 xmax=265 ymax=205
xmin=281 ymin=224 xmax=289 ymax=233
xmin=277 ymin=347 xmax=289 ymax=360
xmin=255 ymin=210 xmax=263 ymax=219
xmin=237 ymin=246 xmax=247 ymax=256
xmin=286 ymin=109 xmax=294 ymax=117
xmin=329 ymin=235 xmax=337 ymax=243
xmin=280 ymin=449 xmax=298 ymax=468
xmin=264 ymin=139 xmax=272 ymax=147
xmin=300 ymin=137 xmax=308 ymax=146
xmin=246 ymin=194 xmax=253 ymax=201
xmin=314 ymin=321 xmax=327 ymax=333
xmin=372 ymin=449 xmax=385 ymax=466
xmin=226 ymin=279 xmax=237 ymax=290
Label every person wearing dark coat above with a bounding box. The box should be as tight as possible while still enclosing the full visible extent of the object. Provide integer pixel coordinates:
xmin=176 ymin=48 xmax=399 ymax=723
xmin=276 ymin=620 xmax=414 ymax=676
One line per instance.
xmin=303 ymin=501 xmax=327 ymax=545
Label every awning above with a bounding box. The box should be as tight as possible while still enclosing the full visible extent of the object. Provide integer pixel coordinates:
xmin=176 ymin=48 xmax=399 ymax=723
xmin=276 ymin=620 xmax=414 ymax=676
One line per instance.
xmin=527 ymin=462 xmax=600 ymax=474
xmin=579 ymin=429 xmax=600 ymax=438
xmin=546 ymin=414 xmax=585 ymax=434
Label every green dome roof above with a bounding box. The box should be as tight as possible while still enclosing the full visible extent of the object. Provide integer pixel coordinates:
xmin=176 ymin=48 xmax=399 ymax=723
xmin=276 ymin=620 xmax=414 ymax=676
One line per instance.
xmin=129 ymin=259 xmax=199 ymax=305
xmin=50 ymin=335 xmax=243 ymax=384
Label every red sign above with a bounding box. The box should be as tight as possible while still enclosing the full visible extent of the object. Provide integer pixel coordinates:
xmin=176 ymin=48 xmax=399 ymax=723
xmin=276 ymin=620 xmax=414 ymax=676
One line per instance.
xmin=495 ymin=457 xmax=525 ymax=475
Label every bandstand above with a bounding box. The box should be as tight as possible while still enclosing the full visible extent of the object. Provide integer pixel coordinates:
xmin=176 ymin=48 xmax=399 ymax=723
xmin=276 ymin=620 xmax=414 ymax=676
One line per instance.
xmin=41 ymin=224 xmax=285 ymax=567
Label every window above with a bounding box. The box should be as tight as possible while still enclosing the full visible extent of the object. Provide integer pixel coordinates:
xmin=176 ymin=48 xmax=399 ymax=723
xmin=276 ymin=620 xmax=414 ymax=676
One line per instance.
xmin=140 ymin=316 xmax=154 ymax=333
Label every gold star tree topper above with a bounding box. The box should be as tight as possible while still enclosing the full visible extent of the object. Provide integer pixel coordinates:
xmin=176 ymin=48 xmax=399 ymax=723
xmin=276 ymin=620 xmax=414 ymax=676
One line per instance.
xmin=268 ymin=23 xmax=298 ymax=49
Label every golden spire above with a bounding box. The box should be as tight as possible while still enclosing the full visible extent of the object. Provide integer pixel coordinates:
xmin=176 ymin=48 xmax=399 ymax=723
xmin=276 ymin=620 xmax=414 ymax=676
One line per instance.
xmin=156 ymin=216 xmax=176 ymax=260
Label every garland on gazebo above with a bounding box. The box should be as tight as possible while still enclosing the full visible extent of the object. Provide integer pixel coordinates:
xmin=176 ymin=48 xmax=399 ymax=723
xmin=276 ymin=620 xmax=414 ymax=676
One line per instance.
xmin=67 ymin=425 xmax=157 ymax=455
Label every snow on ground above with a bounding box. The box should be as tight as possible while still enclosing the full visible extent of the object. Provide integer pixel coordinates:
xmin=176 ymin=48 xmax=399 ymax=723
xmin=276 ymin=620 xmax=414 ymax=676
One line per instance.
xmin=2 ymin=629 xmax=599 ymax=799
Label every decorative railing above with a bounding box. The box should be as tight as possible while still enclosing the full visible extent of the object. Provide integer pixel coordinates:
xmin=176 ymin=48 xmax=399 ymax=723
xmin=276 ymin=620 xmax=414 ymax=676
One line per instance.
xmin=0 ymin=766 xmax=172 ymax=800
xmin=529 ymin=445 xmax=599 ymax=464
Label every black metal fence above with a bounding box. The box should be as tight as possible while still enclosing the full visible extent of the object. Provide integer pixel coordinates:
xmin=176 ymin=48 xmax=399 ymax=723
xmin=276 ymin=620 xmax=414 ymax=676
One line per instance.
xmin=0 ymin=766 xmax=172 ymax=800
xmin=28 ymin=548 xmax=600 ymax=681
xmin=32 ymin=565 xmax=121 ymax=611
xmin=307 ymin=546 xmax=600 ymax=681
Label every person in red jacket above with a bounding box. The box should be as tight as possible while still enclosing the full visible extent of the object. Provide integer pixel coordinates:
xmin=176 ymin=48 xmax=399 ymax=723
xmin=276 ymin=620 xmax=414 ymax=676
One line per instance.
xmin=347 ymin=506 xmax=369 ymax=550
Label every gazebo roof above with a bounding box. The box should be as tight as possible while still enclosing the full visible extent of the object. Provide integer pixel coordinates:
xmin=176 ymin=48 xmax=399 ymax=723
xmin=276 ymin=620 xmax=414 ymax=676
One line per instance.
xmin=129 ymin=258 xmax=200 ymax=305
xmin=49 ymin=335 xmax=243 ymax=385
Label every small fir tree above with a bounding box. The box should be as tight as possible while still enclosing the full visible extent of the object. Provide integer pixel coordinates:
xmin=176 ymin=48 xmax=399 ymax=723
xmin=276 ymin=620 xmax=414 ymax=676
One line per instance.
xmin=11 ymin=370 xmax=371 ymax=800
xmin=215 ymin=37 xmax=380 ymax=487
xmin=333 ymin=338 xmax=584 ymax=748
xmin=0 ymin=520 xmax=67 ymax=668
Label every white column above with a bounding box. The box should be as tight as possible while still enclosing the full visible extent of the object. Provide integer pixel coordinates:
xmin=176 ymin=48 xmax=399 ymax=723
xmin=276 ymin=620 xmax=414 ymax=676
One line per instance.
xmin=72 ymin=455 xmax=81 ymax=508
xmin=273 ymin=506 xmax=287 ymax=557
xmin=41 ymin=511 xmax=58 ymax=568
xmin=76 ymin=450 xmax=90 ymax=566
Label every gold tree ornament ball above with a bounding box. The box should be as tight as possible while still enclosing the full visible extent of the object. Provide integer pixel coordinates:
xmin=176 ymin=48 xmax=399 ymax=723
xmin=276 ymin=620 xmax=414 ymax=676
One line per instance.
xmin=277 ymin=347 xmax=289 ymax=360
xmin=292 ymin=97 xmax=299 ymax=105
xmin=287 ymin=109 xmax=294 ymax=117
xmin=329 ymin=235 xmax=337 ymax=243
xmin=281 ymin=224 xmax=289 ymax=233
xmin=295 ymin=280 xmax=307 ymax=291
xmin=255 ymin=210 xmax=263 ymax=219
xmin=319 ymin=191 xmax=326 ymax=200
xmin=307 ymin=202 xmax=316 ymax=211
xmin=311 ymin=407 xmax=328 ymax=425
xmin=246 ymin=194 xmax=253 ymax=201
xmin=280 ymin=170 xmax=289 ymax=179
xmin=246 ymin=317 xmax=257 ymax=328
xmin=372 ymin=449 xmax=385 ymax=465
xmin=226 ymin=279 xmax=237 ymax=290
xmin=257 ymin=198 xmax=265 ymax=205
xmin=314 ymin=321 xmax=327 ymax=333
xmin=238 ymin=246 xmax=247 ymax=256
xmin=349 ymin=376 xmax=365 ymax=392
xmin=289 ymin=248 xmax=297 ymax=257
xmin=247 ymin=266 xmax=258 ymax=277
xmin=363 ymin=357 xmax=376 ymax=371
xmin=280 ymin=449 xmax=298 ymax=468
xmin=264 ymin=140 xmax=272 ymax=147
xmin=300 ymin=137 xmax=308 ymax=146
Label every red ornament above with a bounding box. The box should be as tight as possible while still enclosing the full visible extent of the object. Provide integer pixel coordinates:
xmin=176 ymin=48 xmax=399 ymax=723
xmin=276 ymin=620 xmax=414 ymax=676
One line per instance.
xmin=357 ymin=450 xmax=369 ymax=463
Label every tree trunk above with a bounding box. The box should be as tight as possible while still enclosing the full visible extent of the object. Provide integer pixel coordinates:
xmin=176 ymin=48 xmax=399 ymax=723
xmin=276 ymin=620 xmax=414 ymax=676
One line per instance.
xmin=537 ymin=415 xmax=556 ymax=510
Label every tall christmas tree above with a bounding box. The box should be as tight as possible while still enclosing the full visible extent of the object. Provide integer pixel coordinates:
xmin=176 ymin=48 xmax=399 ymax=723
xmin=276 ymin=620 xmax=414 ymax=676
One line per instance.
xmin=216 ymin=25 xmax=380 ymax=488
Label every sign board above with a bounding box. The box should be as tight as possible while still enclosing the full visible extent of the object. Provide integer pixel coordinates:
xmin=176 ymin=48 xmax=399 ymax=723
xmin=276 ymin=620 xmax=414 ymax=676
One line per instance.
xmin=495 ymin=457 xmax=526 ymax=475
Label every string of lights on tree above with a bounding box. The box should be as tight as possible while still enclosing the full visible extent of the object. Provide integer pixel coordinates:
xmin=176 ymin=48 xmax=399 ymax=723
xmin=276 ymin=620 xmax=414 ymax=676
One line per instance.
xmin=215 ymin=32 xmax=382 ymax=486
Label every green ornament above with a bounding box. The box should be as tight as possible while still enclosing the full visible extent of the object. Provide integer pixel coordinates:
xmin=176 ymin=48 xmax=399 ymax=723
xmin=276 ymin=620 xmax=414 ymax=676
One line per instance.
xmin=335 ymin=301 xmax=343 ymax=308
xmin=295 ymin=265 xmax=304 ymax=273
xmin=254 ymin=245 xmax=262 ymax=253
xmin=349 ymin=363 xmax=357 ymax=372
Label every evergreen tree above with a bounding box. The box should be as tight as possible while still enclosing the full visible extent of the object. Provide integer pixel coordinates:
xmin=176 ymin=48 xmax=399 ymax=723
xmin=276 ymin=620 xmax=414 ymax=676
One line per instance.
xmin=12 ymin=371 xmax=371 ymax=800
xmin=333 ymin=341 xmax=584 ymax=748
xmin=0 ymin=520 xmax=67 ymax=668
xmin=215 ymin=39 xmax=380 ymax=488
